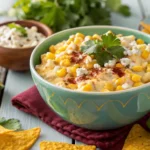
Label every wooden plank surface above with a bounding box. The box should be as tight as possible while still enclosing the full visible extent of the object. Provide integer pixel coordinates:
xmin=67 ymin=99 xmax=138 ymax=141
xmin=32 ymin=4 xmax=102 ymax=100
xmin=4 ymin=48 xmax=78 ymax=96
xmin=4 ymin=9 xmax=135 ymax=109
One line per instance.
xmin=0 ymin=67 xmax=7 ymax=105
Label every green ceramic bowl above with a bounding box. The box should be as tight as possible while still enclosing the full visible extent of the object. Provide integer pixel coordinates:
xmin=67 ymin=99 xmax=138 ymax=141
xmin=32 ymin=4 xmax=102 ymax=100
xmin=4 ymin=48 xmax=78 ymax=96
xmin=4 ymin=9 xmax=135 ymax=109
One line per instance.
xmin=30 ymin=26 xmax=150 ymax=130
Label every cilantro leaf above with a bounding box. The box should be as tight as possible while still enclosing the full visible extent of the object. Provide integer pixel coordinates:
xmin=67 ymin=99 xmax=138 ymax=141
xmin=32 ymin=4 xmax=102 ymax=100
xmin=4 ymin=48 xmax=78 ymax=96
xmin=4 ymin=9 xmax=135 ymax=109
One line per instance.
xmin=80 ymin=31 xmax=125 ymax=66
xmin=9 ymin=0 xmax=130 ymax=32
xmin=118 ymin=5 xmax=131 ymax=17
xmin=81 ymin=40 xmax=96 ymax=53
xmin=101 ymin=32 xmax=121 ymax=48
xmin=0 ymin=117 xmax=22 ymax=130
xmin=107 ymin=46 xmax=125 ymax=59
xmin=7 ymin=23 xmax=27 ymax=36
xmin=96 ymin=48 xmax=114 ymax=66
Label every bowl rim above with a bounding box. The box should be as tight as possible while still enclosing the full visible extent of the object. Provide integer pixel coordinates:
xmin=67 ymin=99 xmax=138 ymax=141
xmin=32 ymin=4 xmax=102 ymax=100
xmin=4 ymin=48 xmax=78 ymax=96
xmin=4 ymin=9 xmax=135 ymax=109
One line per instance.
xmin=0 ymin=20 xmax=53 ymax=50
xmin=30 ymin=25 xmax=150 ymax=96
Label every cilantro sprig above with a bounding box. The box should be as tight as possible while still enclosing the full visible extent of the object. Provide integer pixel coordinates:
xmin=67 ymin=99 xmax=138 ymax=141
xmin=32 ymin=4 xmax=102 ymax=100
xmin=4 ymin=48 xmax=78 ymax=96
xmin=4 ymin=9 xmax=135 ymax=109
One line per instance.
xmin=7 ymin=0 xmax=130 ymax=32
xmin=0 ymin=117 xmax=22 ymax=130
xmin=7 ymin=23 xmax=27 ymax=37
xmin=81 ymin=31 xmax=125 ymax=66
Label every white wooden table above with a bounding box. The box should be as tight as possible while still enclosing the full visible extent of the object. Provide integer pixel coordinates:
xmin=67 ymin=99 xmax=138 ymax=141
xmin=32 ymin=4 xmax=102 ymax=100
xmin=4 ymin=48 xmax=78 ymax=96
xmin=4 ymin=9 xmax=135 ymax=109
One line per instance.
xmin=0 ymin=0 xmax=149 ymax=149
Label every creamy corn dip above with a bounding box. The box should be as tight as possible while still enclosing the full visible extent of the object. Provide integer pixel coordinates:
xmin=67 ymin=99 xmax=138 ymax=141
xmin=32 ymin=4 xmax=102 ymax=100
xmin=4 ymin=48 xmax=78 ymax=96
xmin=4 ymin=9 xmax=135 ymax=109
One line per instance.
xmin=0 ymin=23 xmax=46 ymax=48
xmin=36 ymin=31 xmax=150 ymax=92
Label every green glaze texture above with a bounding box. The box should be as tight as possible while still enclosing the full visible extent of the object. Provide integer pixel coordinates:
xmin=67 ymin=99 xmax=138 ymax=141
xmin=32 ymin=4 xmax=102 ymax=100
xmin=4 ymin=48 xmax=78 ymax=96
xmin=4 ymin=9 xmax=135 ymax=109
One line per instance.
xmin=30 ymin=26 xmax=150 ymax=130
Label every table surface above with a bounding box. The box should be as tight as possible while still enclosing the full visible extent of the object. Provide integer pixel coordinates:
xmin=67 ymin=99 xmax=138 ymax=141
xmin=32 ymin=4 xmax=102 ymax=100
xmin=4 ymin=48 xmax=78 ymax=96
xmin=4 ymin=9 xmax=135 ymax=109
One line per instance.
xmin=0 ymin=0 xmax=150 ymax=150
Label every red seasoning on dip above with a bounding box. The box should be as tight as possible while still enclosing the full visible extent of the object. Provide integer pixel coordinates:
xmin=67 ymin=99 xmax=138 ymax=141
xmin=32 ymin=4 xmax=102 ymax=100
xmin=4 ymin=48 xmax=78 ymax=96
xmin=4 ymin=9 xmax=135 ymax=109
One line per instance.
xmin=36 ymin=31 xmax=150 ymax=92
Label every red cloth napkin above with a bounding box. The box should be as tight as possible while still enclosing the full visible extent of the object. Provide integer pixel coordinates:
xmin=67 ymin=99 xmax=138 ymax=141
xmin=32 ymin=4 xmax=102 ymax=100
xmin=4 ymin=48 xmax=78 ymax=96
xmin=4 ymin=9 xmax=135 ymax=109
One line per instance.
xmin=11 ymin=86 xmax=150 ymax=150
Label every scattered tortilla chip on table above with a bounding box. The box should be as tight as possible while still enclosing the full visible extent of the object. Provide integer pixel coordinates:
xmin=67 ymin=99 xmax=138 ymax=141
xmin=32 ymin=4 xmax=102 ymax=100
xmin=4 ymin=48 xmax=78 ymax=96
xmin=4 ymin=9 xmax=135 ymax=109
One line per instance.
xmin=0 ymin=125 xmax=13 ymax=134
xmin=40 ymin=141 xmax=96 ymax=150
xmin=0 ymin=127 xmax=40 ymax=150
xmin=122 ymin=124 xmax=150 ymax=150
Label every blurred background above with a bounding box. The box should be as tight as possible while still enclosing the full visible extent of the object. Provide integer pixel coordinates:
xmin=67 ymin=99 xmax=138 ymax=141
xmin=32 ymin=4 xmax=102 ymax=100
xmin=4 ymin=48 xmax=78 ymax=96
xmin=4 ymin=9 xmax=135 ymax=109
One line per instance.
xmin=0 ymin=0 xmax=149 ymax=31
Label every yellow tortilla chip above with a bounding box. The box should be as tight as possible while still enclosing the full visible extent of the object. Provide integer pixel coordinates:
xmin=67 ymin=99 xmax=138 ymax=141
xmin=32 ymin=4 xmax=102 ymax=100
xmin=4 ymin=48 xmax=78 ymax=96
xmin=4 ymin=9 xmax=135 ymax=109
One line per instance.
xmin=0 ymin=125 xmax=13 ymax=134
xmin=40 ymin=141 xmax=96 ymax=150
xmin=122 ymin=124 xmax=150 ymax=150
xmin=0 ymin=127 xmax=40 ymax=150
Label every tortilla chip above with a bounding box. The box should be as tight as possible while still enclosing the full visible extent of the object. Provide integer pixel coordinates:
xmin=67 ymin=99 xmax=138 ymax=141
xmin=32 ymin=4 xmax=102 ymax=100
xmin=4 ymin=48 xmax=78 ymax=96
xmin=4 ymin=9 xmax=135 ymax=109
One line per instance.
xmin=0 ymin=127 xmax=40 ymax=150
xmin=40 ymin=141 xmax=96 ymax=150
xmin=0 ymin=125 xmax=13 ymax=134
xmin=122 ymin=124 xmax=150 ymax=150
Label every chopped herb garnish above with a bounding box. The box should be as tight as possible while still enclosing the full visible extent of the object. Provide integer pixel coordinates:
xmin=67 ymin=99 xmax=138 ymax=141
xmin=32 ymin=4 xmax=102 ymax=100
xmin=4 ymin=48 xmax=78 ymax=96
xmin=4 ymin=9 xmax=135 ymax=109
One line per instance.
xmin=7 ymin=23 xmax=27 ymax=37
xmin=81 ymin=31 xmax=125 ymax=66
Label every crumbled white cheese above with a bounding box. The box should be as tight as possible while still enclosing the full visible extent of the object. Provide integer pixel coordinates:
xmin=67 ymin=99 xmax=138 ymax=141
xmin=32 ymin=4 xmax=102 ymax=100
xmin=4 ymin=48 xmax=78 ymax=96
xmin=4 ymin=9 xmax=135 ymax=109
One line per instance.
xmin=106 ymin=69 xmax=113 ymax=74
xmin=45 ymin=59 xmax=55 ymax=68
xmin=66 ymin=49 xmax=73 ymax=54
xmin=53 ymin=66 xmax=60 ymax=72
xmin=68 ymin=42 xmax=77 ymax=50
xmin=56 ymin=51 xmax=66 ymax=58
xmin=76 ymin=68 xmax=88 ymax=77
xmin=129 ymin=62 xmax=135 ymax=69
xmin=94 ymin=63 xmax=100 ymax=69
xmin=131 ymin=48 xmax=140 ymax=55
xmin=120 ymin=58 xmax=131 ymax=66
xmin=122 ymin=83 xmax=131 ymax=89
xmin=129 ymin=41 xmax=137 ymax=47
xmin=104 ymin=59 xmax=116 ymax=68
xmin=104 ymin=63 xmax=109 ymax=68
xmin=79 ymin=55 xmax=83 ymax=59
xmin=146 ymin=44 xmax=150 ymax=52
xmin=84 ymin=36 xmax=91 ymax=42
xmin=108 ymin=59 xmax=117 ymax=67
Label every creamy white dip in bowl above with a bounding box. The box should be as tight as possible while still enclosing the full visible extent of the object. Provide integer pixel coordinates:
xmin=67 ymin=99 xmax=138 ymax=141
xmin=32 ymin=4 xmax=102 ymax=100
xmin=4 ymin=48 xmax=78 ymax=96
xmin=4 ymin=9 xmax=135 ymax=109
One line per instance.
xmin=0 ymin=20 xmax=52 ymax=71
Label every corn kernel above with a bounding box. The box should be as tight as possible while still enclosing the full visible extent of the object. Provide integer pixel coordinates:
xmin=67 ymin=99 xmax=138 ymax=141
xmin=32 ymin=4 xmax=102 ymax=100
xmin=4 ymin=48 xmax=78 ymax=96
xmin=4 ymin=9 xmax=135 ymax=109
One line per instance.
xmin=146 ymin=64 xmax=150 ymax=72
xmin=136 ymin=39 xmax=145 ymax=45
xmin=49 ymin=45 xmax=56 ymax=53
xmin=133 ymin=82 xmax=143 ymax=87
xmin=60 ymin=59 xmax=71 ymax=67
xmin=85 ymin=62 xmax=95 ymax=69
xmin=70 ymin=66 xmax=78 ymax=77
xmin=141 ymin=50 xmax=149 ymax=59
xmin=101 ymin=89 xmax=109 ymax=92
xmin=82 ymin=84 xmax=93 ymax=91
xmin=131 ymin=74 xmax=141 ymax=82
xmin=67 ymin=38 xmax=74 ymax=44
xmin=56 ymin=46 xmax=67 ymax=54
xmin=104 ymin=83 xmax=114 ymax=91
xmin=46 ymin=52 xmax=55 ymax=60
xmin=137 ymin=44 xmax=146 ymax=51
xmin=74 ymin=37 xmax=83 ymax=46
xmin=56 ymin=68 xmax=67 ymax=77
xmin=68 ymin=84 xmax=77 ymax=89
xmin=115 ymin=63 xmax=124 ymax=68
xmin=115 ymin=77 xmax=125 ymax=85
xmin=74 ymin=64 xmax=80 ymax=68
xmin=75 ymin=33 xmax=85 ymax=39
xmin=132 ymin=66 xmax=143 ymax=72
xmin=92 ymin=34 xmax=101 ymax=40
xmin=116 ymin=85 xmax=123 ymax=91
